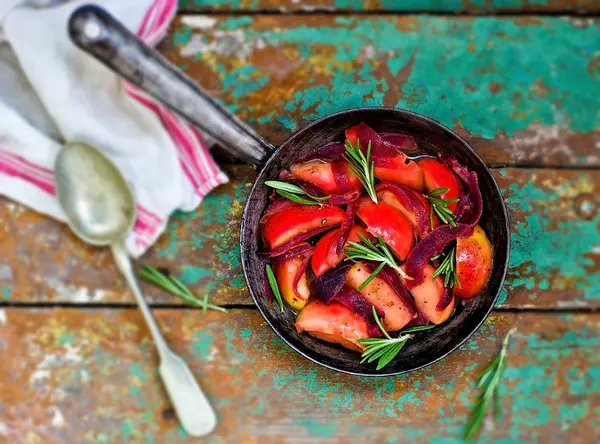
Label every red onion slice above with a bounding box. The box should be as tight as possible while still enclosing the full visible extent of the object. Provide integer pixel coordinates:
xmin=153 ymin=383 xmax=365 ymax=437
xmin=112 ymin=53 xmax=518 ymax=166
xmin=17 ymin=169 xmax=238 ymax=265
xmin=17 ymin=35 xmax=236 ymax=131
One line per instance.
xmin=296 ymin=142 xmax=346 ymax=163
xmin=381 ymin=132 xmax=419 ymax=153
xmin=436 ymin=286 xmax=454 ymax=311
xmin=314 ymin=262 xmax=352 ymax=304
xmin=335 ymin=200 xmax=357 ymax=255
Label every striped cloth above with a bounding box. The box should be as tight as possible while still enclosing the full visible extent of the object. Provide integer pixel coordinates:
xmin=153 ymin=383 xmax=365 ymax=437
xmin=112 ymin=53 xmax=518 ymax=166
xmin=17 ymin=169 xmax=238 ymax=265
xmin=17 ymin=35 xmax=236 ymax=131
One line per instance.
xmin=0 ymin=0 xmax=227 ymax=256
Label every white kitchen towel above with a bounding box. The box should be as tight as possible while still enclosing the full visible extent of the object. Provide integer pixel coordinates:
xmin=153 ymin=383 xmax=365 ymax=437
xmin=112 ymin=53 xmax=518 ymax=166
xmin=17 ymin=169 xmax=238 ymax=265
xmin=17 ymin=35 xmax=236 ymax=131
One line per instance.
xmin=0 ymin=0 xmax=228 ymax=256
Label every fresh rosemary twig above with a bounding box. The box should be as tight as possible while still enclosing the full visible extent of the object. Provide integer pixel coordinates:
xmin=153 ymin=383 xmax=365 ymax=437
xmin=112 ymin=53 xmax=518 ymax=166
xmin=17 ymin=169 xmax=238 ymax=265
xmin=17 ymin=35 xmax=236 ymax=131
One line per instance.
xmin=357 ymin=306 xmax=435 ymax=370
xmin=427 ymin=187 xmax=459 ymax=229
xmin=265 ymin=263 xmax=284 ymax=312
xmin=345 ymin=234 xmax=412 ymax=280
xmin=139 ymin=265 xmax=227 ymax=313
xmin=357 ymin=262 xmax=385 ymax=291
xmin=344 ymin=138 xmax=378 ymax=203
xmin=432 ymin=245 xmax=461 ymax=288
xmin=265 ymin=180 xmax=330 ymax=205
xmin=463 ymin=329 xmax=515 ymax=441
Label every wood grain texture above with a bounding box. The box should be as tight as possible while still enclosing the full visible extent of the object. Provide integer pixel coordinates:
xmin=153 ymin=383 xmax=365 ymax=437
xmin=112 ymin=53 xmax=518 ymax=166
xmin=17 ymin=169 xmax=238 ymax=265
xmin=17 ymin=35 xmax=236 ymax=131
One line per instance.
xmin=1 ymin=168 xmax=598 ymax=308
xmin=177 ymin=0 xmax=600 ymax=14
xmin=0 ymin=308 xmax=597 ymax=443
xmin=164 ymin=15 xmax=600 ymax=167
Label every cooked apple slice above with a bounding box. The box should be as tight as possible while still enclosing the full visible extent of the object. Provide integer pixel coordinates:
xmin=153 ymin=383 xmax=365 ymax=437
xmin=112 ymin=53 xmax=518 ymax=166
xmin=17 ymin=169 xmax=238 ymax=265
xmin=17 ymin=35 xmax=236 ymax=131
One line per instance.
xmin=345 ymin=123 xmax=423 ymax=191
xmin=296 ymin=300 xmax=369 ymax=352
xmin=290 ymin=159 xmax=361 ymax=195
xmin=356 ymin=198 xmax=414 ymax=260
xmin=262 ymin=204 xmax=345 ymax=250
xmin=346 ymin=262 xmax=414 ymax=331
xmin=274 ymin=255 xmax=311 ymax=311
xmin=455 ymin=225 xmax=493 ymax=299
xmin=402 ymin=264 xmax=455 ymax=325
xmin=376 ymin=182 xmax=438 ymax=236
xmin=311 ymin=225 xmax=373 ymax=277
xmin=419 ymin=158 xmax=461 ymax=212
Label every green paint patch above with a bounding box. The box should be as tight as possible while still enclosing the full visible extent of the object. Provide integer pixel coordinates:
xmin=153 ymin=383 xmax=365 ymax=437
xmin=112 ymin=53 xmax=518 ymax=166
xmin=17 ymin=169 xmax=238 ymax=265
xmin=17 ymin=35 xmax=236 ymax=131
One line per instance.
xmin=58 ymin=331 xmax=76 ymax=346
xmin=176 ymin=16 xmax=599 ymax=140
xmin=505 ymin=173 xmax=600 ymax=302
xmin=172 ymin=25 xmax=191 ymax=48
xmin=192 ymin=331 xmax=215 ymax=358
xmin=180 ymin=266 xmax=213 ymax=285
xmin=297 ymin=418 xmax=337 ymax=436
xmin=1 ymin=286 xmax=12 ymax=300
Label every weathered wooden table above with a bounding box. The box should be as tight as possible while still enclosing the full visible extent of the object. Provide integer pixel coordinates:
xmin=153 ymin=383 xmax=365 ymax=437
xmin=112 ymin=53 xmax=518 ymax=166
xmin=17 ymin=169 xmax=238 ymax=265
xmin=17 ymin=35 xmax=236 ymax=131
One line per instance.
xmin=1 ymin=1 xmax=599 ymax=442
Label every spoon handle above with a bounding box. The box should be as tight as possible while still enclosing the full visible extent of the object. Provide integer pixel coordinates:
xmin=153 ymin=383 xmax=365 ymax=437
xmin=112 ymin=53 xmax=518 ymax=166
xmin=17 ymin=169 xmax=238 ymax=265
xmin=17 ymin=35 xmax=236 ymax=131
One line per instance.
xmin=111 ymin=245 xmax=217 ymax=437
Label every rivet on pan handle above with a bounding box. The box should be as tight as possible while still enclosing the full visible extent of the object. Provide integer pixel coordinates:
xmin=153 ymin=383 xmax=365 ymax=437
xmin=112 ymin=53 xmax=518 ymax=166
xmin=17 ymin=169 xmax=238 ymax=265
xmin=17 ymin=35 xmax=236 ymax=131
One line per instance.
xmin=68 ymin=4 xmax=275 ymax=167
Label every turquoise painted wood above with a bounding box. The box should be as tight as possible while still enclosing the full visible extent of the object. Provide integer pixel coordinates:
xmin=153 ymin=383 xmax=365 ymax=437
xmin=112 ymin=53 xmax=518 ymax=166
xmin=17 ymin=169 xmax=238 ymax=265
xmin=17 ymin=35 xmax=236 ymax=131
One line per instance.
xmin=0 ymin=309 xmax=598 ymax=442
xmin=178 ymin=0 xmax=600 ymax=13
xmin=168 ymin=15 xmax=600 ymax=166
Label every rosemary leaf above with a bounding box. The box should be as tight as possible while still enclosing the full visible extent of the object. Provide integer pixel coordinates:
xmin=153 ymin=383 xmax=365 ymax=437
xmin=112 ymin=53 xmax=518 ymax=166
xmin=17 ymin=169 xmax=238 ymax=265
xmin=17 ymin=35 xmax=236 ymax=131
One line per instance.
xmin=266 ymin=180 xmax=330 ymax=205
xmin=463 ymin=329 xmax=514 ymax=440
xmin=344 ymin=138 xmax=378 ymax=203
xmin=265 ymin=263 xmax=284 ymax=312
xmin=427 ymin=188 xmax=458 ymax=229
xmin=265 ymin=180 xmax=306 ymax=194
xmin=276 ymin=190 xmax=321 ymax=205
xmin=432 ymin=246 xmax=460 ymax=289
xmin=355 ymin=306 xmax=435 ymax=370
xmin=345 ymin=234 xmax=412 ymax=280
xmin=139 ymin=265 xmax=227 ymax=313
xmin=357 ymin=262 xmax=385 ymax=291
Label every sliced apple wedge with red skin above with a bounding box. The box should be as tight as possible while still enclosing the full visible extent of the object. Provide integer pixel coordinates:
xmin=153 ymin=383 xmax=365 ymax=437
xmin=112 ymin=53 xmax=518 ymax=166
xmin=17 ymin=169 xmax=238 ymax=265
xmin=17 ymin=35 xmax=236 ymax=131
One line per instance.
xmin=402 ymin=264 xmax=455 ymax=325
xmin=262 ymin=204 xmax=345 ymax=250
xmin=356 ymin=198 xmax=414 ymax=261
xmin=346 ymin=262 xmax=415 ymax=331
xmin=455 ymin=224 xmax=493 ymax=299
xmin=376 ymin=184 xmax=439 ymax=236
xmin=311 ymin=225 xmax=373 ymax=277
xmin=274 ymin=257 xmax=311 ymax=311
xmin=290 ymin=159 xmax=361 ymax=195
xmin=372 ymin=157 xmax=424 ymax=192
xmin=419 ymin=158 xmax=461 ymax=212
xmin=345 ymin=124 xmax=424 ymax=191
xmin=296 ymin=300 xmax=370 ymax=352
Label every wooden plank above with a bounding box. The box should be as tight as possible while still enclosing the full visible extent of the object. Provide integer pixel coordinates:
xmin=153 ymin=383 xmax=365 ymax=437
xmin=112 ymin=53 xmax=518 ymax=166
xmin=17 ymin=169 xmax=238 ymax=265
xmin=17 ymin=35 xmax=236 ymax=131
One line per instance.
xmin=0 ymin=308 xmax=597 ymax=442
xmin=177 ymin=0 xmax=600 ymax=14
xmin=1 ymin=168 xmax=599 ymax=308
xmin=164 ymin=15 xmax=600 ymax=167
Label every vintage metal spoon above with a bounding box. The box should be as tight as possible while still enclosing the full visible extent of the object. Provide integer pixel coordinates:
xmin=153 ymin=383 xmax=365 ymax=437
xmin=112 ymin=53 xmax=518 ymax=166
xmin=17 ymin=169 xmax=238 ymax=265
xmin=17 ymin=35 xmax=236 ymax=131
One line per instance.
xmin=54 ymin=141 xmax=217 ymax=437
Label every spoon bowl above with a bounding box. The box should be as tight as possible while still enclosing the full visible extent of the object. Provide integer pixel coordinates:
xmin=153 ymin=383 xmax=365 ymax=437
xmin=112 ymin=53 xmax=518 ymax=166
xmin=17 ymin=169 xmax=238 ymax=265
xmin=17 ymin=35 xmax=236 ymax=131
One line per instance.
xmin=55 ymin=142 xmax=135 ymax=245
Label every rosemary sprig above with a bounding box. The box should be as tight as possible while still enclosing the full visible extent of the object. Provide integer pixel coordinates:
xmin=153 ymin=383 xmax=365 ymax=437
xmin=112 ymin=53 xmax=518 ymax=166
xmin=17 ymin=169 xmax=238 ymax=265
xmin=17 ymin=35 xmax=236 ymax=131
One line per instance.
xmin=357 ymin=306 xmax=435 ymax=370
xmin=432 ymin=245 xmax=461 ymax=288
xmin=463 ymin=329 xmax=515 ymax=440
xmin=265 ymin=180 xmax=330 ymax=205
xmin=265 ymin=263 xmax=284 ymax=312
xmin=427 ymin=187 xmax=459 ymax=229
xmin=139 ymin=265 xmax=227 ymax=313
xmin=357 ymin=262 xmax=385 ymax=291
xmin=345 ymin=234 xmax=412 ymax=280
xmin=344 ymin=138 xmax=378 ymax=203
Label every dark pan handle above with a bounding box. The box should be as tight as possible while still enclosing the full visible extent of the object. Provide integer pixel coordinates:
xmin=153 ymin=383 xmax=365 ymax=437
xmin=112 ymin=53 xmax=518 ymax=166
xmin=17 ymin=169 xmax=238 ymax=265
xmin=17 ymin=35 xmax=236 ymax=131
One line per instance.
xmin=68 ymin=4 xmax=274 ymax=168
